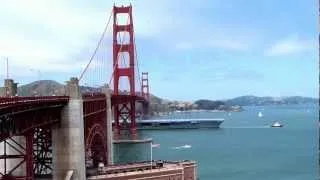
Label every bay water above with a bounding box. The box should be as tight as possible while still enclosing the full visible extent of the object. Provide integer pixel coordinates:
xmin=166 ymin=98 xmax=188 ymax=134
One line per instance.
xmin=114 ymin=104 xmax=318 ymax=180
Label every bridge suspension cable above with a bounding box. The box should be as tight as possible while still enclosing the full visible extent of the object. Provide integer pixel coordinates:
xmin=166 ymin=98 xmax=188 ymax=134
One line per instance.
xmin=78 ymin=6 xmax=143 ymax=95
xmin=134 ymin=33 xmax=142 ymax=91
xmin=79 ymin=9 xmax=113 ymax=81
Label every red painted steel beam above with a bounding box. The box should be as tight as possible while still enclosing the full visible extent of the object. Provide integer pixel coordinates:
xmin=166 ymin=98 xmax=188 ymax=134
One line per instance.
xmin=0 ymin=132 xmax=34 ymax=179
xmin=83 ymin=94 xmax=109 ymax=166
xmin=0 ymin=104 xmax=64 ymax=142
xmin=112 ymin=4 xmax=137 ymax=134
xmin=141 ymin=72 xmax=150 ymax=100
xmin=116 ymin=24 xmax=133 ymax=32
xmin=33 ymin=128 xmax=53 ymax=177
xmin=113 ymin=5 xmax=131 ymax=14
xmin=111 ymin=95 xmax=147 ymax=105
xmin=0 ymin=97 xmax=69 ymax=116
xmin=0 ymin=96 xmax=68 ymax=107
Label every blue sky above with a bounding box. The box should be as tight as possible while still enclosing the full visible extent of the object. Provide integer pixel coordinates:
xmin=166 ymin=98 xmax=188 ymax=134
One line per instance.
xmin=0 ymin=0 xmax=317 ymax=101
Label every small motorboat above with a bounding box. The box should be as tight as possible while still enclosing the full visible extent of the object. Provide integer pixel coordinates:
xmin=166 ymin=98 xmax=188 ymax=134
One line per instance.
xmin=182 ymin=144 xmax=192 ymax=148
xmin=271 ymin=121 xmax=283 ymax=128
xmin=172 ymin=144 xmax=192 ymax=149
xmin=258 ymin=112 xmax=263 ymax=118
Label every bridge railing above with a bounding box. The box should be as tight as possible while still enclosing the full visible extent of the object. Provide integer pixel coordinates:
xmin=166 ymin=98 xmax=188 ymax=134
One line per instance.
xmin=0 ymin=96 xmax=69 ymax=107
xmin=82 ymin=93 xmax=106 ymax=99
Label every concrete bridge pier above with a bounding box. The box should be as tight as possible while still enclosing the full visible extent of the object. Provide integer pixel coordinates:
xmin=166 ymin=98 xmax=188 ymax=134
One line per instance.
xmin=102 ymin=85 xmax=114 ymax=165
xmin=1 ymin=79 xmax=17 ymax=97
xmin=52 ymin=77 xmax=86 ymax=180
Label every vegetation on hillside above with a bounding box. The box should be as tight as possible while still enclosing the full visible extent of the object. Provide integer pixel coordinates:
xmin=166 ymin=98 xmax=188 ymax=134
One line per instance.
xmin=1 ymin=80 xmax=317 ymax=115
xmin=194 ymin=100 xmax=226 ymax=110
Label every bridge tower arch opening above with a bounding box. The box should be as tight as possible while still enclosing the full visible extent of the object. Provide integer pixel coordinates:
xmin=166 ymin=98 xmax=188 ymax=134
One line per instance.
xmin=85 ymin=123 xmax=107 ymax=168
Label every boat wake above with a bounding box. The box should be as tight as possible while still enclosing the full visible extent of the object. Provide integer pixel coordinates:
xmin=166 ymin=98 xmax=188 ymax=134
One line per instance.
xmin=171 ymin=144 xmax=192 ymax=150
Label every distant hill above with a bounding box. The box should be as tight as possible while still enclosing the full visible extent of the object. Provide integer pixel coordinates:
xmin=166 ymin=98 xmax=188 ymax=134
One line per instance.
xmin=18 ymin=80 xmax=65 ymax=96
xmin=12 ymin=80 xmax=164 ymax=105
xmin=194 ymin=100 xmax=225 ymax=110
xmin=1 ymin=81 xmax=317 ymax=112
xmin=225 ymin=95 xmax=318 ymax=106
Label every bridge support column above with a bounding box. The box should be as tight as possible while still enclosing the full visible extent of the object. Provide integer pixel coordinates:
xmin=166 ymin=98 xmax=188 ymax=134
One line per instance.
xmin=2 ymin=79 xmax=17 ymax=97
xmin=52 ymin=77 xmax=86 ymax=180
xmin=142 ymin=102 xmax=150 ymax=119
xmin=102 ymin=85 xmax=114 ymax=165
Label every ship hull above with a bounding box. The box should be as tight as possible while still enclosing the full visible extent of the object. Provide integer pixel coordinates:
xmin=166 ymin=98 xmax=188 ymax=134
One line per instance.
xmin=136 ymin=119 xmax=224 ymax=130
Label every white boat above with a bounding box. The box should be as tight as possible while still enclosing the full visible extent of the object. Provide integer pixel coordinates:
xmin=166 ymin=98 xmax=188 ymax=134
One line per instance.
xmin=258 ymin=112 xmax=263 ymax=117
xmin=182 ymin=144 xmax=192 ymax=148
xmin=172 ymin=144 xmax=192 ymax=149
xmin=271 ymin=121 xmax=283 ymax=128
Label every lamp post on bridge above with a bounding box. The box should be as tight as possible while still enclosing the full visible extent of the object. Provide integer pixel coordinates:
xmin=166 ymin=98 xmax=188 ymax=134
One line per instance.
xmin=2 ymin=57 xmax=9 ymax=96
xmin=1 ymin=57 xmax=18 ymax=97
xmin=150 ymin=142 xmax=160 ymax=170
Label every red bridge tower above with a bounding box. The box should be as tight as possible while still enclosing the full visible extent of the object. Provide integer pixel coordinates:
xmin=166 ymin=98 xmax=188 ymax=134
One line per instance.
xmin=141 ymin=72 xmax=150 ymax=100
xmin=113 ymin=5 xmax=137 ymax=136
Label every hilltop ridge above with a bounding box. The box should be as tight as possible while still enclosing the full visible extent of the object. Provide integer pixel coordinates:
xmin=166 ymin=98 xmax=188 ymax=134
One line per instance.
xmin=0 ymin=80 xmax=317 ymax=115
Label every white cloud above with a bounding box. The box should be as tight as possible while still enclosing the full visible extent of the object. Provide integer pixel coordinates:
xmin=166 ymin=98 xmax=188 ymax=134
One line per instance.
xmin=0 ymin=0 xmax=183 ymax=78
xmin=265 ymin=36 xmax=314 ymax=56
xmin=173 ymin=24 xmax=259 ymax=52
xmin=1 ymin=0 xmax=104 ymax=35
xmin=0 ymin=0 xmax=113 ymax=78
xmin=207 ymin=39 xmax=250 ymax=51
xmin=0 ymin=0 xmax=261 ymax=84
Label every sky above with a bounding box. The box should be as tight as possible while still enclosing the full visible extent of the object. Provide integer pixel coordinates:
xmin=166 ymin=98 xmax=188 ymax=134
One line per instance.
xmin=0 ymin=0 xmax=317 ymax=101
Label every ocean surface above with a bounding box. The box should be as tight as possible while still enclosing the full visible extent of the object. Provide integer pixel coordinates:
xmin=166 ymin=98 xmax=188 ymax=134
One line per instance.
xmin=113 ymin=104 xmax=319 ymax=180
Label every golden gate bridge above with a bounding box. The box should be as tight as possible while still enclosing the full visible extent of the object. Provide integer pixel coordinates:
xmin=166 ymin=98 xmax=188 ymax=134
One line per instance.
xmin=0 ymin=4 xmax=151 ymax=179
